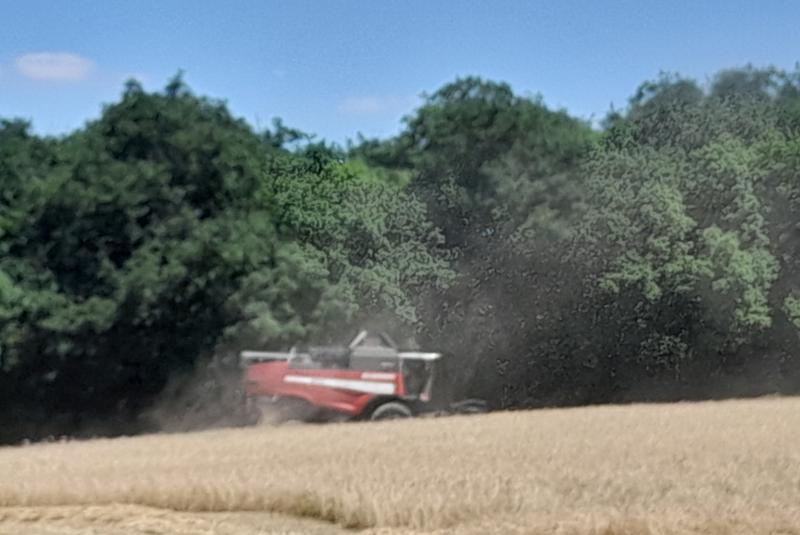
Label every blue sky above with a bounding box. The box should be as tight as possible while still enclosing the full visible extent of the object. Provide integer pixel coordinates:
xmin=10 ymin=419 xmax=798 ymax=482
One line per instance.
xmin=1 ymin=0 xmax=798 ymax=143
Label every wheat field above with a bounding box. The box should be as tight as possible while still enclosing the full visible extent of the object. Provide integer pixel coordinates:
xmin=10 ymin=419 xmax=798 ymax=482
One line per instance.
xmin=1 ymin=397 xmax=799 ymax=534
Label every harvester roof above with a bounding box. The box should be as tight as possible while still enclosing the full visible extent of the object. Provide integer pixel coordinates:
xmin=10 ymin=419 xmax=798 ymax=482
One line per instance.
xmin=239 ymin=330 xmax=442 ymax=365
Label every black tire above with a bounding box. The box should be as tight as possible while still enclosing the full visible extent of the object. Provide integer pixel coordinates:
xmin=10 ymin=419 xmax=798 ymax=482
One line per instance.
xmin=370 ymin=401 xmax=412 ymax=421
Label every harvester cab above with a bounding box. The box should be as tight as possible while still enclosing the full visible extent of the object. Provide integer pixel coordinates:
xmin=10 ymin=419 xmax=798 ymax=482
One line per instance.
xmin=240 ymin=330 xmax=483 ymax=423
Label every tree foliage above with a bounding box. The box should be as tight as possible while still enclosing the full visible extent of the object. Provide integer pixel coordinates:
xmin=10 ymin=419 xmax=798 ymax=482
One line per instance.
xmin=0 ymin=78 xmax=448 ymax=441
xmin=3 ymin=66 xmax=800 ymax=442
xmin=357 ymin=67 xmax=800 ymax=408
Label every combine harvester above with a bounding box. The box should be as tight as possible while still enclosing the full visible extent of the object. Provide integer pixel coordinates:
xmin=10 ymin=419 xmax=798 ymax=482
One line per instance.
xmin=241 ymin=330 xmax=486 ymax=423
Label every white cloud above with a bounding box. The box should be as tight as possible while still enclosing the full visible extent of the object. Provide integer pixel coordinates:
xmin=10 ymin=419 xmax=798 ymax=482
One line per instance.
xmin=338 ymin=95 xmax=419 ymax=116
xmin=15 ymin=52 xmax=94 ymax=81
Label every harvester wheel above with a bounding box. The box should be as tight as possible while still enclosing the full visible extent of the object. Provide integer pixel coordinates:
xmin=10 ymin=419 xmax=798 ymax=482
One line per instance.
xmin=370 ymin=401 xmax=412 ymax=421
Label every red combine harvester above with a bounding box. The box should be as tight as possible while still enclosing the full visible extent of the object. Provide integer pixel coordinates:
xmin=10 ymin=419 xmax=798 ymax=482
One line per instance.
xmin=241 ymin=330 xmax=486 ymax=423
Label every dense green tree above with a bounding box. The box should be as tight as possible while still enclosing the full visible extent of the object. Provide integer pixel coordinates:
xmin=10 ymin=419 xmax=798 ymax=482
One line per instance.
xmin=357 ymin=77 xmax=595 ymax=250
xmin=354 ymin=77 xmax=597 ymax=405
xmin=3 ymin=66 xmax=800 ymax=442
xmin=356 ymin=67 xmax=800 ymax=409
xmin=568 ymin=66 xmax=800 ymax=401
xmin=0 ymin=78 xmax=448 ymax=441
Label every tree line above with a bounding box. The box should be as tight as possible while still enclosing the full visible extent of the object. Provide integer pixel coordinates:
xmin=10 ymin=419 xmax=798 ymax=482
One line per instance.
xmin=1 ymin=66 xmax=800 ymax=441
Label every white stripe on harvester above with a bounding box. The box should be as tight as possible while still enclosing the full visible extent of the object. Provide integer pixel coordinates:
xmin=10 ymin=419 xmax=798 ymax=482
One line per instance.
xmin=284 ymin=375 xmax=396 ymax=395
xmin=360 ymin=372 xmax=396 ymax=381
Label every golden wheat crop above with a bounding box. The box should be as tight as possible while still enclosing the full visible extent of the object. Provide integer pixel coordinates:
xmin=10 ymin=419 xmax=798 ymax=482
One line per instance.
xmin=1 ymin=396 xmax=799 ymax=534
